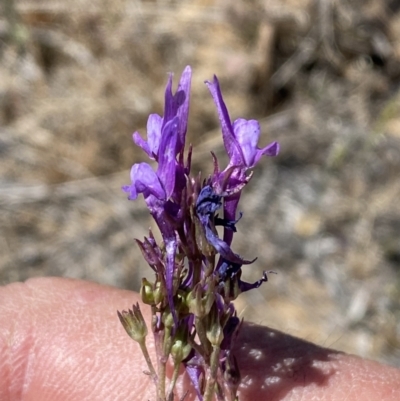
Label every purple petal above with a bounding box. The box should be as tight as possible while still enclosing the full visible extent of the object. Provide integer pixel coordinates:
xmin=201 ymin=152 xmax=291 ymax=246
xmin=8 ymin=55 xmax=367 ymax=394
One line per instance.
xmin=157 ymin=116 xmax=179 ymax=199
xmin=125 ymin=162 xmax=165 ymax=200
xmin=196 ymin=185 xmax=222 ymax=216
xmin=175 ymin=65 xmax=192 ymax=152
xmin=163 ymin=67 xmax=192 ymax=154
xmin=204 ymin=222 xmax=255 ymax=265
xmin=205 ymin=76 xmax=243 ymax=166
xmin=132 ymin=114 xmax=163 ymax=159
xmin=232 ymin=118 xmax=260 ymax=167
xmin=146 ymin=114 xmax=163 ymax=157
xmin=132 ymin=131 xmax=151 ymax=158
xmin=184 ymin=365 xmax=203 ymax=401
xmin=215 ymin=211 xmax=242 ymax=232
xmin=217 ymin=260 xmax=242 ymax=280
xmin=165 ymin=238 xmax=178 ymax=324
xmin=239 ymin=271 xmax=269 ymax=292
xmin=222 ymin=193 xmax=241 ymax=246
xmin=253 ymin=141 xmax=280 ymax=166
xmin=164 ymin=73 xmax=175 ymax=124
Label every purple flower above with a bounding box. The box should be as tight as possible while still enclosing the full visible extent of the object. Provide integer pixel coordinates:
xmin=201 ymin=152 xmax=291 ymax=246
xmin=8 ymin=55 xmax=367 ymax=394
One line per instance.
xmin=133 ymin=66 xmax=192 ymax=160
xmin=184 ymin=354 xmax=204 ymax=401
xmin=122 ymin=116 xmax=179 ymax=214
xmin=123 ymin=65 xmax=193 ymax=212
xmin=205 ymin=75 xmax=279 ymax=245
xmin=218 ymin=259 xmax=270 ymax=297
xmin=123 ymin=67 xmax=192 ymax=325
xmin=205 ymin=75 xmax=279 ymax=172
xmin=195 ymin=185 xmax=256 ymax=270
xmin=122 ymin=66 xmax=280 ymax=401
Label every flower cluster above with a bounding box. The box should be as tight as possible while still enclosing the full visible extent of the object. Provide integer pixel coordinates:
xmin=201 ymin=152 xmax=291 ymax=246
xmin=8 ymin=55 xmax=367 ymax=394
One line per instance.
xmin=119 ymin=66 xmax=279 ymax=401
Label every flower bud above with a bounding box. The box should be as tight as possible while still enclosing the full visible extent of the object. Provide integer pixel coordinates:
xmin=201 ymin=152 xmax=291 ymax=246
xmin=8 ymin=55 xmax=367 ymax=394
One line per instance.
xmin=171 ymin=339 xmax=192 ymax=364
xmin=206 ymin=304 xmax=224 ymax=346
xmin=117 ymin=303 xmax=148 ymax=342
xmin=187 ymin=283 xmax=214 ymax=318
xmin=140 ymin=278 xmax=155 ymax=305
xmin=153 ymin=281 xmax=163 ymax=305
xmin=162 ymin=308 xmax=174 ymax=329
xmin=171 ymin=325 xmax=192 ymax=363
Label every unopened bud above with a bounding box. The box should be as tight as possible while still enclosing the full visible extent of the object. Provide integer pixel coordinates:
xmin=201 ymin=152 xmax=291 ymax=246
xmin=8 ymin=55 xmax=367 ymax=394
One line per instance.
xmin=153 ymin=281 xmax=163 ymax=305
xmin=171 ymin=324 xmax=192 ymax=363
xmin=187 ymin=282 xmax=215 ymax=318
xmin=171 ymin=338 xmax=192 ymax=363
xmin=171 ymin=290 xmax=188 ymax=316
xmin=162 ymin=309 xmax=174 ymax=329
xmin=141 ymin=278 xmax=155 ymax=305
xmin=206 ymin=304 xmax=224 ymax=346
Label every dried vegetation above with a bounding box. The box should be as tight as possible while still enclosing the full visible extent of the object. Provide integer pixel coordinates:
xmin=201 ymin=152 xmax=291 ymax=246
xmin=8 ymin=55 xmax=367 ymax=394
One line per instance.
xmin=1 ymin=0 xmax=400 ymax=366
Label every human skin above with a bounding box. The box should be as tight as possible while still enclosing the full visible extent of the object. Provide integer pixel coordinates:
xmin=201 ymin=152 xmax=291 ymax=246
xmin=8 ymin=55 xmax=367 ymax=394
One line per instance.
xmin=0 ymin=277 xmax=399 ymax=401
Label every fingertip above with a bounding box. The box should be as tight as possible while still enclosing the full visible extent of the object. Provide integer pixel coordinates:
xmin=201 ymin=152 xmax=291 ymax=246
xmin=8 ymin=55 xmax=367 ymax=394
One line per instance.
xmin=235 ymin=323 xmax=400 ymax=401
xmin=1 ymin=279 xmax=399 ymax=401
xmin=0 ymin=278 xmax=153 ymax=401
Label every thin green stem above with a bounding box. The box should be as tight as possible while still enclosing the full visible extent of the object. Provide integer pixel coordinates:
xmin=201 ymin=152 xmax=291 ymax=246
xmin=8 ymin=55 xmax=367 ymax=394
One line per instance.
xmin=167 ymin=361 xmax=181 ymax=401
xmin=203 ymin=345 xmax=221 ymax=401
xmin=138 ymin=339 xmax=157 ymax=384
xmin=158 ymin=361 xmax=166 ymax=401
xmin=158 ymin=325 xmax=172 ymax=401
xmin=163 ymin=326 xmax=173 ymax=356
xmin=195 ymin=317 xmax=211 ymax=358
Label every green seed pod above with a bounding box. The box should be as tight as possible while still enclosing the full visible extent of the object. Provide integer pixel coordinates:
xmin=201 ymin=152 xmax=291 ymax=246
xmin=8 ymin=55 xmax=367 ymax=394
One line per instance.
xmin=206 ymin=304 xmax=224 ymax=346
xmin=187 ymin=283 xmax=215 ymax=318
xmin=117 ymin=303 xmax=148 ymax=343
xmin=140 ymin=278 xmax=155 ymax=305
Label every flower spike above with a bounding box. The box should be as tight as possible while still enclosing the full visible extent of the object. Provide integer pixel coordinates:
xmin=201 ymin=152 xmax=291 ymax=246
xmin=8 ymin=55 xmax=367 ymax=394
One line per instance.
xmin=121 ymin=66 xmax=279 ymax=401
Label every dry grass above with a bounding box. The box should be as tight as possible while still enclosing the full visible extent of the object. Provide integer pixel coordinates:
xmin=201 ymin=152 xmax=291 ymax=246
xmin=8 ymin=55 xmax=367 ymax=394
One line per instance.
xmin=1 ymin=0 xmax=400 ymax=366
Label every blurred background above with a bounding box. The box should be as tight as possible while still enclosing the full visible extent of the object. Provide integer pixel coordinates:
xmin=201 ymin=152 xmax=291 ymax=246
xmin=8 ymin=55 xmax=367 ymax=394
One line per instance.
xmin=1 ymin=0 xmax=400 ymax=367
